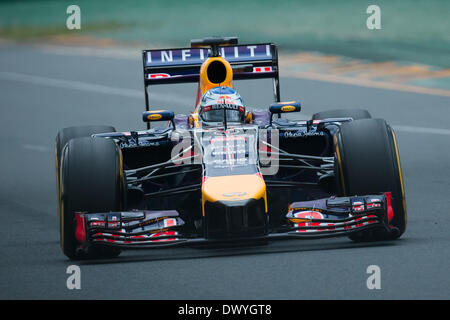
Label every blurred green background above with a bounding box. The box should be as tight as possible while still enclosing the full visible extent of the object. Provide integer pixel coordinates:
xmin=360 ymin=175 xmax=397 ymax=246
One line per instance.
xmin=1 ymin=0 xmax=449 ymax=68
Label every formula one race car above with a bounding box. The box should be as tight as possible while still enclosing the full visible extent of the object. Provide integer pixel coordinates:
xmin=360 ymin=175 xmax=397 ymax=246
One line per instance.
xmin=55 ymin=37 xmax=407 ymax=259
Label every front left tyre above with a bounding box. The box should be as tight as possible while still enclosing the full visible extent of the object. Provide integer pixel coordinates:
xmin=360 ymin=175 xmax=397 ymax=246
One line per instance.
xmin=334 ymin=118 xmax=407 ymax=241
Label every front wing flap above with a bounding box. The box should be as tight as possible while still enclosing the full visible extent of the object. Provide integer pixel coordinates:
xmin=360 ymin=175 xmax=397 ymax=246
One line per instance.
xmin=284 ymin=192 xmax=396 ymax=237
xmin=75 ymin=210 xmax=189 ymax=250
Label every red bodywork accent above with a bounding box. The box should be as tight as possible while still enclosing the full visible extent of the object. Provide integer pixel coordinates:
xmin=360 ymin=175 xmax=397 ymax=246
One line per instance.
xmin=164 ymin=218 xmax=176 ymax=227
xmin=255 ymin=172 xmax=264 ymax=180
xmin=210 ymin=136 xmax=246 ymax=143
xmin=151 ymin=231 xmax=177 ymax=242
xmin=253 ymin=67 xmax=272 ymax=72
xmin=385 ymin=192 xmax=394 ymax=223
xmin=75 ymin=212 xmax=86 ymax=244
xmin=148 ymin=73 xmax=170 ymax=79
xmin=195 ymin=83 xmax=202 ymax=107
xmin=294 ymin=211 xmax=324 ymax=232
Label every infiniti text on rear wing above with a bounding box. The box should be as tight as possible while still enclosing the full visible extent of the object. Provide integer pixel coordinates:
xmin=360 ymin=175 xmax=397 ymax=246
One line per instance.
xmin=142 ymin=43 xmax=280 ymax=109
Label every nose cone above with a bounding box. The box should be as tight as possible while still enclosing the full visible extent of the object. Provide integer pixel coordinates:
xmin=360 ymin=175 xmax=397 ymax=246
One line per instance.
xmin=202 ymin=174 xmax=268 ymax=238
xmin=202 ymin=174 xmax=266 ymax=205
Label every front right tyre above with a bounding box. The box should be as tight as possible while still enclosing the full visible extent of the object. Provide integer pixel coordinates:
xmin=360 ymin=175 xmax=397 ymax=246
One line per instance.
xmin=59 ymin=137 xmax=124 ymax=259
xmin=55 ymin=125 xmax=116 ymax=219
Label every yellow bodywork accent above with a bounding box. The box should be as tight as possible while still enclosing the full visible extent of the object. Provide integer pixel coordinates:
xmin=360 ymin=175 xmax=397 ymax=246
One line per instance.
xmin=55 ymin=140 xmax=63 ymax=250
xmin=202 ymin=174 xmax=267 ymax=216
xmin=334 ymin=134 xmax=346 ymax=196
xmin=245 ymin=112 xmax=253 ymax=123
xmin=119 ymin=147 xmax=124 ymax=209
xmin=192 ymin=56 xmax=234 ymax=127
xmin=59 ymin=145 xmax=66 ymax=251
xmin=279 ymin=101 xmax=296 ymax=104
xmin=391 ymin=130 xmax=407 ymax=226
xmin=147 ymin=114 xmax=162 ymax=121
xmin=199 ymin=56 xmax=233 ymax=95
xmin=55 ymin=140 xmax=60 ymax=217
xmin=190 ymin=112 xmax=201 ymax=128
xmin=288 ymin=218 xmax=312 ymax=223
xmin=281 ymin=105 xmax=296 ymax=112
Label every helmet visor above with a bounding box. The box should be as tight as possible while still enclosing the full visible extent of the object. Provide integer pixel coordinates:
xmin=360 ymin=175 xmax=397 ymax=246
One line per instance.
xmin=200 ymin=104 xmax=245 ymax=122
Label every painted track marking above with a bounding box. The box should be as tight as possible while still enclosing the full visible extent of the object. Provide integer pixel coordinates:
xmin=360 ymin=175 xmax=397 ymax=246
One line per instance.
xmin=2 ymin=71 xmax=450 ymax=136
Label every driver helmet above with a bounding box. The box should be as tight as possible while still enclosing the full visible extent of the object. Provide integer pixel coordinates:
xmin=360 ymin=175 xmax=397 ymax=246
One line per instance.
xmin=199 ymin=86 xmax=245 ymax=123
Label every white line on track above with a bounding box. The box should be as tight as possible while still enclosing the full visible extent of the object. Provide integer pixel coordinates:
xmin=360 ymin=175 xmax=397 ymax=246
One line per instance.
xmin=22 ymin=144 xmax=50 ymax=152
xmin=392 ymin=125 xmax=450 ymax=136
xmin=0 ymin=71 xmax=189 ymax=106
xmin=36 ymin=45 xmax=450 ymax=97
xmin=2 ymin=71 xmax=450 ymax=136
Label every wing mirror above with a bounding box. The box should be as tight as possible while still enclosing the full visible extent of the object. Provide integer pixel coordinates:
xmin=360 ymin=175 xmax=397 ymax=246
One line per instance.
xmin=269 ymin=101 xmax=301 ymax=114
xmin=269 ymin=101 xmax=301 ymax=124
xmin=142 ymin=110 xmax=175 ymax=128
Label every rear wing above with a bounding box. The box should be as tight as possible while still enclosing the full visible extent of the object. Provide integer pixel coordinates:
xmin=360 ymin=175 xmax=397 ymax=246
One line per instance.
xmin=142 ymin=42 xmax=280 ymax=112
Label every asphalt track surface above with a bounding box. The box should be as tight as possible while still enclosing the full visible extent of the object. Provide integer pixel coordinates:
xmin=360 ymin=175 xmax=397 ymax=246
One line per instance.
xmin=1 ymin=43 xmax=449 ymax=300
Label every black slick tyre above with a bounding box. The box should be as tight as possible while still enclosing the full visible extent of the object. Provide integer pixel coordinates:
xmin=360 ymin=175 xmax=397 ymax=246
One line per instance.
xmin=334 ymin=118 xmax=407 ymax=241
xmin=59 ymin=137 xmax=123 ymax=259
xmin=55 ymin=125 xmax=116 ymax=217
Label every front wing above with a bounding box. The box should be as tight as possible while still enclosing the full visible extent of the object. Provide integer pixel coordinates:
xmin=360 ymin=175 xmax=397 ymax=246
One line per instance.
xmin=74 ymin=192 xmax=397 ymax=252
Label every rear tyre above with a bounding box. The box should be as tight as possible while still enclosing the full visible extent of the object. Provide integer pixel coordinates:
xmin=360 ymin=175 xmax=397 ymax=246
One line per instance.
xmin=312 ymin=109 xmax=371 ymax=121
xmin=59 ymin=137 xmax=123 ymax=259
xmin=334 ymin=119 xmax=407 ymax=241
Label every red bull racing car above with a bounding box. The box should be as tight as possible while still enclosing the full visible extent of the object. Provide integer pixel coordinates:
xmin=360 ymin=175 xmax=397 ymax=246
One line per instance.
xmin=55 ymin=37 xmax=407 ymax=259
